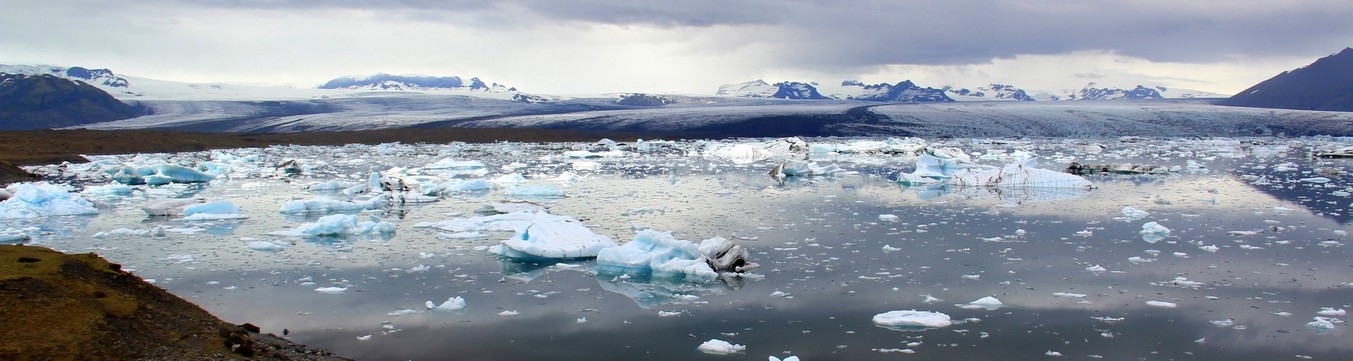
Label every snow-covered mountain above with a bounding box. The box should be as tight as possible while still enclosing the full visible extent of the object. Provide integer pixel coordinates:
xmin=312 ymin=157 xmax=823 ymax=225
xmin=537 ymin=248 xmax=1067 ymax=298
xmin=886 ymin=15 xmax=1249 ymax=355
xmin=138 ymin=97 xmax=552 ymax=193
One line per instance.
xmin=944 ymin=84 xmax=1035 ymax=101
xmin=615 ymin=93 xmax=677 ymax=106
xmin=715 ymin=80 xmax=829 ymax=99
xmin=0 ymin=64 xmax=133 ymax=95
xmin=318 ymin=73 xmax=516 ymax=93
xmin=826 ymin=80 xmax=954 ymax=102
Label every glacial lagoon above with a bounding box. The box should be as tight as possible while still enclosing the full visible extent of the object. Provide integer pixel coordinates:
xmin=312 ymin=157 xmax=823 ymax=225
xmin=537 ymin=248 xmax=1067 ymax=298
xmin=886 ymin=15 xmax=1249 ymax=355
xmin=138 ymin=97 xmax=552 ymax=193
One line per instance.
xmin=4 ymin=137 xmax=1353 ymax=360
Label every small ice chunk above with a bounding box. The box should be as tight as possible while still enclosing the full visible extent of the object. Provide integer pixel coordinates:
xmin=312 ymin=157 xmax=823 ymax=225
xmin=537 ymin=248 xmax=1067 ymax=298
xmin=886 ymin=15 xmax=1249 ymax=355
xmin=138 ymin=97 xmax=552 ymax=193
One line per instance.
xmin=1120 ymin=206 xmax=1150 ymax=220
xmin=1306 ymin=317 xmax=1339 ymax=333
xmin=497 ymin=310 xmax=520 ymax=316
xmin=769 ymin=356 xmax=800 ymax=361
xmin=1300 ymin=177 xmax=1331 ymax=184
xmin=1318 ymin=307 xmax=1347 ymax=316
xmin=1140 ymin=222 xmax=1170 ymax=243
xmin=878 ymin=214 xmax=899 ymax=222
xmin=314 ymin=287 xmax=348 ymax=294
xmin=1145 ymin=301 xmax=1177 ymax=308
xmin=1053 ymin=292 xmax=1087 ymax=298
xmin=356 ymin=335 xmax=372 ymax=341
xmin=957 ymin=296 xmax=1004 ymax=310
xmin=697 ymin=339 xmax=746 ymax=355
xmin=426 ymin=297 xmax=467 ymax=312
xmin=873 ymin=310 xmax=953 ymax=329
xmin=247 ymin=241 xmax=283 ymax=252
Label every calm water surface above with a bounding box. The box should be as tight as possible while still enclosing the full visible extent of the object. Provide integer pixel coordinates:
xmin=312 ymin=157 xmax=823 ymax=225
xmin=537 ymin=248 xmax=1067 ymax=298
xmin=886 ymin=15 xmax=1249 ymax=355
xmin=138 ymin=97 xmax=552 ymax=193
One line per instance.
xmin=9 ymin=138 xmax=1353 ymax=360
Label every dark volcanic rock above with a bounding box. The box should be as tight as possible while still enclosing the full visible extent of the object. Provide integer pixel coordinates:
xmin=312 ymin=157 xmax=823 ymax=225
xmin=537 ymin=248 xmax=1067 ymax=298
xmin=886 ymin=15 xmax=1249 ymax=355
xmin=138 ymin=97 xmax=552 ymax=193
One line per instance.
xmin=1222 ymin=48 xmax=1353 ymax=112
xmin=0 ymin=73 xmax=143 ymax=130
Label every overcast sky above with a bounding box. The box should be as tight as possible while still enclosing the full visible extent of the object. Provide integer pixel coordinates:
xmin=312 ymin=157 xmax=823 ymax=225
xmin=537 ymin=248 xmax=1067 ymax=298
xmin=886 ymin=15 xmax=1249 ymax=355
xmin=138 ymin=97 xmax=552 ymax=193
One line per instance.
xmin=2 ymin=0 xmax=1350 ymax=95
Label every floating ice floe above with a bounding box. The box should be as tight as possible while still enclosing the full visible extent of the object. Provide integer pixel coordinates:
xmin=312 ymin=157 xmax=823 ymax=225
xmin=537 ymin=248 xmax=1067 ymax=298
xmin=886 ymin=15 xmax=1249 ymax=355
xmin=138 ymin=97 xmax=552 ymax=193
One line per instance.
xmin=503 ymin=185 xmax=566 ymax=198
xmin=178 ymin=200 xmax=247 ymax=221
xmin=1120 ymin=206 xmax=1150 ymax=221
xmin=1306 ymin=317 xmax=1341 ymax=334
xmin=1318 ymin=307 xmax=1347 ymax=316
xmin=697 ymin=339 xmax=746 ymax=355
xmin=106 ymin=164 xmax=216 ymax=185
xmin=949 ymin=159 xmax=1094 ymax=190
xmin=595 ymin=230 xmax=749 ymax=282
xmin=897 ymin=155 xmax=988 ymax=185
xmin=488 ymin=211 xmax=617 ymax=260
xmin=1140 ymin=222 xmax=1171 ymax=243
xmin=247 ymin=241 xmax=284 ymax=251
xmin=141 ymin=198 xmax=203 ymax=216
xmin=272 ymin=214 xmax=396 ymax=238
xmin=423 ymin=159 xmax=487 ymax=171
xmin=426 ymin=297 xmax=467 ymax=312
xmin=873 ymin=310 xmax=953 ymax=330
xmin=957 ymin=296 xmax=1005 ymax=310
xmin=0 ymin=182 xmax=99 ymax=219
xmin=314 ymin=287 xmax=348 ymax=294
xmin=1145 ymin=300 xmax=1177 ymax=308
xmin=278 ymin=196 xmax=386 ymax=214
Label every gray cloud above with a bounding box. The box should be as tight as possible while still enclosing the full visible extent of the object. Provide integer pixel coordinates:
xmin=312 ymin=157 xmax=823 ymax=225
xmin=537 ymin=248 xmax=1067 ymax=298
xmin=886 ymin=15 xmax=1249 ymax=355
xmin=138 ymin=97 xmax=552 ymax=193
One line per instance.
xmin=162 ymin=0 xmax=1353 ymax=67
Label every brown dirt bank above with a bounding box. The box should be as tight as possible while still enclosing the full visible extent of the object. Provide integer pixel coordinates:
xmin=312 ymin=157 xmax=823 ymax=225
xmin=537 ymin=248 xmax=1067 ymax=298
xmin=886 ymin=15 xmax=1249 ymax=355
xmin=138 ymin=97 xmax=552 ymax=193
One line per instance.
xmin=0 ymin=245 xmax=351 ymax=360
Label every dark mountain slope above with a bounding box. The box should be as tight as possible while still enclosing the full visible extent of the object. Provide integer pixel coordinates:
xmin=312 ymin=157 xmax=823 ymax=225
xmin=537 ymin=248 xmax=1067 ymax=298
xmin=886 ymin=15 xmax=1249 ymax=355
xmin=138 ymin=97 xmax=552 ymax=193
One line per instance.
xmin=1222 ymin=48 xmax=1353 ymax=112
xmin=0 ymin=73 xmax=143 ymax=130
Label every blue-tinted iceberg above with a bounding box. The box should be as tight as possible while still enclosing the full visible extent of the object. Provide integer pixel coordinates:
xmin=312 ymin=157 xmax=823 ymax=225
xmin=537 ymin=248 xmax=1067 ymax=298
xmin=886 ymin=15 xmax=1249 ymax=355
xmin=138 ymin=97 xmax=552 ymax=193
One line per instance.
xmin=141 ymin=198 xmax=203 ymax=216
xmin=596 ymin=230 xmax=748 ymax=282
xmin=106 ymin=164 xmax=216 ymax=185
xmin=273 ymin=214 xmax=396 ymax=238
xmin=0 ymin=182 xmax=99 ymax=219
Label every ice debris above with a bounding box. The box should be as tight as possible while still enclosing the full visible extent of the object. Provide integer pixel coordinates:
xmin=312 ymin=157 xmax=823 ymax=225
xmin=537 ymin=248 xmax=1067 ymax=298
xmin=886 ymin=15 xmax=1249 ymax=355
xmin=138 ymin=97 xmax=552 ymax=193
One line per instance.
xmin=873 ymin=310 xmax=953 ymax=330
xmin=0 ymin=182 xmax=99 ymax=219
xmin=487 ymin=211 xmax=616 ymax=260
xmin=697 ymin=339 xmax=746 ymax=355
xmin=1066 ymin=162 xmax=1177 ymax=175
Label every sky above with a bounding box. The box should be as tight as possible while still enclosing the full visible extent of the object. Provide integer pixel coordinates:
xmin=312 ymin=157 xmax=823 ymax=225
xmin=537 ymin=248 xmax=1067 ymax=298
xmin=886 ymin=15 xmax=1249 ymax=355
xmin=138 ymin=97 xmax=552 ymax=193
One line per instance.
xmin=2 ymin=0 xmax=1351 ymax=96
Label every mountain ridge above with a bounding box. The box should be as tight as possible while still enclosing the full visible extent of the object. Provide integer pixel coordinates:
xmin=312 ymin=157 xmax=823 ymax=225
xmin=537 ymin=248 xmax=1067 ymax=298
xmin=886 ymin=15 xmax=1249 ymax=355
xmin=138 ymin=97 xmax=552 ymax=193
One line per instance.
xmin=1221 ymin=47 xmax=1353 ymax=112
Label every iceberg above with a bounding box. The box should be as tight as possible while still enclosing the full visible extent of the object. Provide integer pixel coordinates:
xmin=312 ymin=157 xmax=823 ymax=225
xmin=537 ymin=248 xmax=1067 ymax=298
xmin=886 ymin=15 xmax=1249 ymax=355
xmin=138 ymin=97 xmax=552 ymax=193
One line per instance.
xmin=488 ymin=211 xmax=617 ymax=260
xmin=897 ymin=155 xmax=989 ymax=185
xmin=595 ymin=230 xmax=748 ymax=282
xmin=275 ymin=214 xmax=396 ymax=238
xmin=278 ymin=196 xmax=386 ymax=214
xmin=0 ymin=182 xmax=99 ymax=219
xmin=950 ymin=159 xmax=1094 ymax=189
xmin=107 ymin=164 xmax=216 ymax=185
xmin=957 ymin=296 xmax=1005 ymax=310
xmin=141 ymin=198 xmax=203 ymax=216
xmin=1140 ymin=222 xmax=1170 ymax=243
xmin=180 ymin=200 xmax=241 ymax=217
xmin=697 ymin=339 xmax=745 ymax=355
xmin=426 ymin=297 xmax=467 ymax=312
xmin=873 ymin=310 xmax=953 ymax=331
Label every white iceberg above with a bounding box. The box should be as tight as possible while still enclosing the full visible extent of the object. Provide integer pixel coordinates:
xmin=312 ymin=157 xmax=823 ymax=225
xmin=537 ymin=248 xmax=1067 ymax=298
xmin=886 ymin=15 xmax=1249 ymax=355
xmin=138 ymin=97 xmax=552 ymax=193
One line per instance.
xmin=426 ymin=296 xmax=467 ymax=312
xmin=697 ymin=339 xmax=746 ymax=355
xmin=141 ymin=198 xmax=203 ymax=216
xmin=488 ymin=211 xmax=617 ymax=260
xmin=0 ymin=182 xmax=99 ymax=219
xmin=957 ymin=296 xmax=1005 ymax=310
xmin=873 ymin=310 xmax=953 ymax=330
xmin=278 ymin=196 xmax=385 ymax=214
xmin=1140 ymin=222 xmax=1170 ymax=243
xmin=949 ymin=159 xmax=1094 ymax=189
xmin=275 ymin=214 xmax=396 ymax=238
